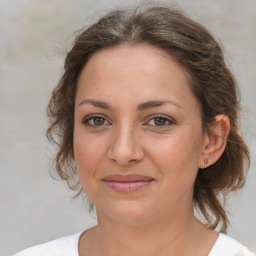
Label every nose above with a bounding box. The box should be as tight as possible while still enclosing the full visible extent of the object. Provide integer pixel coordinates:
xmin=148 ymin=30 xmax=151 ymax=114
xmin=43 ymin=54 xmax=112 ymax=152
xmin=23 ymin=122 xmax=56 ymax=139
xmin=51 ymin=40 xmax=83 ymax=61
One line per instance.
xmin=107 ymin=124 xmax=144 ymax=167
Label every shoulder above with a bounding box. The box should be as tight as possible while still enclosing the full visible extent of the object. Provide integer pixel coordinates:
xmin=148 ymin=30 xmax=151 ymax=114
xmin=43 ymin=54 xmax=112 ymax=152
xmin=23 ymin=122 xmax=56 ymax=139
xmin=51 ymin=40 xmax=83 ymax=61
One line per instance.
xmin=209 ymin=233 xmax=255 ymax=256
xmin=12 ymin=232 xmax=82 ymax=256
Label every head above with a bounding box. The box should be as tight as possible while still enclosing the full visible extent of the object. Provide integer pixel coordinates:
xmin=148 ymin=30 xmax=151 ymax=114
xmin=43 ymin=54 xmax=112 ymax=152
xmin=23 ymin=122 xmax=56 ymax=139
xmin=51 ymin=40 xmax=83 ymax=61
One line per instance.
xmin=47 ymin=3 xmax=250 ymax=232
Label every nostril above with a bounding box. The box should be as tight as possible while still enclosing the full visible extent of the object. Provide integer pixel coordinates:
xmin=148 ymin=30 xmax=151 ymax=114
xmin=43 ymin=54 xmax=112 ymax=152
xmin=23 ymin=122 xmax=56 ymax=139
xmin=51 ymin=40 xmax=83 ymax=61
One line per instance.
xmin=109 ymin=157 xmax=138 ymax=167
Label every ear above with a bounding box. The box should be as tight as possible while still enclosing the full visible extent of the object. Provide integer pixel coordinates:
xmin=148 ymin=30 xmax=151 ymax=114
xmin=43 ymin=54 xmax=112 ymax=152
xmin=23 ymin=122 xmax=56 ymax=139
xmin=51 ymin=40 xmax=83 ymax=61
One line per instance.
xmin=199 ymin=114 xmax=230 ymax=169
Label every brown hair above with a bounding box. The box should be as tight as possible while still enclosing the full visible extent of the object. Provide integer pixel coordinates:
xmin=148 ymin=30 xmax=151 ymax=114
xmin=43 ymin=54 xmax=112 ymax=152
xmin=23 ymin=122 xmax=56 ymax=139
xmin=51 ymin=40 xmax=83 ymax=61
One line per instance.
xmin=47 ymin=3 xmax=250 ymax=233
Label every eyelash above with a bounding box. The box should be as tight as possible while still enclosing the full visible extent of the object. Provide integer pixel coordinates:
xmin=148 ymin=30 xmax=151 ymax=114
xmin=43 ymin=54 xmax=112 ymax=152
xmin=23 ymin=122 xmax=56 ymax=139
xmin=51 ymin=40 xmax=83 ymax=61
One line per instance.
xmin=82 ymin=114 xmax=110 ymax=128
xmin=81 ymin=114 xmax=175 ymax=128
xmin=145 ymin=114 xmax=175 ymax=127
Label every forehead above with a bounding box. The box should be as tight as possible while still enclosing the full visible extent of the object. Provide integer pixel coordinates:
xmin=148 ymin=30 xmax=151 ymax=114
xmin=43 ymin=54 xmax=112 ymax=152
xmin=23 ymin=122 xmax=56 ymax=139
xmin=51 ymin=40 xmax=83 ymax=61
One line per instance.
xmin=79 ymin=44 xmax=189 ymax=81
xmin=76 ymin=44 xmax=199 ymax=112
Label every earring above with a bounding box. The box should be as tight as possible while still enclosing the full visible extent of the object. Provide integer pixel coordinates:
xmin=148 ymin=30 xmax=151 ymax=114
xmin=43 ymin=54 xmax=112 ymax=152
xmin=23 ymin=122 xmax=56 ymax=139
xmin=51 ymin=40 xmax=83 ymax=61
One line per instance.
xmin=204 ymin=159 xmax=208 ymax=164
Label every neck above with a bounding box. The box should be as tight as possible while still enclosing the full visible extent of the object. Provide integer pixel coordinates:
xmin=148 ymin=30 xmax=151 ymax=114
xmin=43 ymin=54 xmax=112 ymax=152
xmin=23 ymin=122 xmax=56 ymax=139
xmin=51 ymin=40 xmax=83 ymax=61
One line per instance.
xmin=81 ymin=207 xmax=213 ymax=256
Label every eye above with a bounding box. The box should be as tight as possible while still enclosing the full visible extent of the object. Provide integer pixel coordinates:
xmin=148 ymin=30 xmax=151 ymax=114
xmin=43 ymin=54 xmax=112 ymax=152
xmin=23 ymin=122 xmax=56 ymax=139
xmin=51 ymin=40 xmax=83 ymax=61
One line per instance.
xmin=82 ymin=115 xmax=110 ymax=127
xmin=146 ymin=115 xmax=175 ymax=127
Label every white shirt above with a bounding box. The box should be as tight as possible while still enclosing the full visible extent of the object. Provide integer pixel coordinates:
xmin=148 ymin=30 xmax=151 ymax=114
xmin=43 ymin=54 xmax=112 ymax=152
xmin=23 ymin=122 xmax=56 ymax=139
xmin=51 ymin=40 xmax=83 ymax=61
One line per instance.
xmin=13 ymin=232 xmax=255 ymax=256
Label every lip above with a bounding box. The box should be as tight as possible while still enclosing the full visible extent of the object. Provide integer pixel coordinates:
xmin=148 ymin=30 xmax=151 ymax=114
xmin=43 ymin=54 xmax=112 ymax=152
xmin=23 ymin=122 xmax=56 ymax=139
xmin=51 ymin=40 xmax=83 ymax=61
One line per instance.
xmin=102 ymin=174 xmax=155 ymax=193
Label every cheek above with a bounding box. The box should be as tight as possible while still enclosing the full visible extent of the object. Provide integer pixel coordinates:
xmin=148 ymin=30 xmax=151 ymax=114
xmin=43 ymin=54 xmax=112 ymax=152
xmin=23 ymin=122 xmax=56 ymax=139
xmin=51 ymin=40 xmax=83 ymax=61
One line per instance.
xmin=146 ymin=130 xmax=202 ymax=184
xmin=73 ymin=128 xmax=106 ymax=188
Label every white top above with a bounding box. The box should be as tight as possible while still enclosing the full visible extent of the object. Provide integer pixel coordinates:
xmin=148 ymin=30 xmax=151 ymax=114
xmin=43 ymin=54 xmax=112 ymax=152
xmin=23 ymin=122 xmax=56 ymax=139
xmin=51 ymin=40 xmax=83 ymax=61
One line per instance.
xmin=13 ymin=232 xmax=255 ymax=256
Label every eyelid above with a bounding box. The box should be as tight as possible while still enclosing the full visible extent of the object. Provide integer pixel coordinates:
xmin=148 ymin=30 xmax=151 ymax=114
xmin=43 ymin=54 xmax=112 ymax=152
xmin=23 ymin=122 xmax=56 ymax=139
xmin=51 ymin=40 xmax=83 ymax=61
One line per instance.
xmin=81 ymin=114 xmax=111 ymax=127
xmin=144 ymin=114 xmax=176 ymax=126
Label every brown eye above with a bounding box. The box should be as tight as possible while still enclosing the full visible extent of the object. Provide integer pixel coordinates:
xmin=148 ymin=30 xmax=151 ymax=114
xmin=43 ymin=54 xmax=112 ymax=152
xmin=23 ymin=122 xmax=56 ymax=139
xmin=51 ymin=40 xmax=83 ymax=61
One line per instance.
xmin=146 ymin=115 xmax=175 ymax=127
xmin=154 ymin=117 xmax=167 ymax=126
xmin=82 ymin=115 xmax=109 ymax=127
xmin=93 ymin=117 xmax=105 ymax=125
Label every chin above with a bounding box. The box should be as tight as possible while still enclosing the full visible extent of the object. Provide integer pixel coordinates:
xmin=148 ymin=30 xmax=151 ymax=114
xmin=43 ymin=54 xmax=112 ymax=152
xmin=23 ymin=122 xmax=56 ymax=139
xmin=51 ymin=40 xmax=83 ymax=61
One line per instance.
xmin=96 ymin=200 xmax=154 ymax=226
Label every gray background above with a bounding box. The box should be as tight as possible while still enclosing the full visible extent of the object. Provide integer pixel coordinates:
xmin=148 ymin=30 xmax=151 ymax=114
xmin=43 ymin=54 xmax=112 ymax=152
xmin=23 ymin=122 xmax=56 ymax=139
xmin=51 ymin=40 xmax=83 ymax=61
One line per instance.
xmin=0 ymin=0 xmax=255 ymax=255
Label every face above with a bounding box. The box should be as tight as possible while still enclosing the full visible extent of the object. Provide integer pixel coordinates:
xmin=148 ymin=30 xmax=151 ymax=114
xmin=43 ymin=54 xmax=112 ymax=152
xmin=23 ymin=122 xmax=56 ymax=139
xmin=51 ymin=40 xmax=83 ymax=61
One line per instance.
xmin=74 ymin=44 xmax=208 ymax=225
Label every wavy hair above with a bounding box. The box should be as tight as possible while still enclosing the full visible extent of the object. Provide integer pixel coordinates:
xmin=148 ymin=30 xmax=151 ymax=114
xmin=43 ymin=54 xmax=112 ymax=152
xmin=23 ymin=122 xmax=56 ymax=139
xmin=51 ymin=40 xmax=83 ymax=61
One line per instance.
xmin=47 ymin=3 xmax=250 ymax=233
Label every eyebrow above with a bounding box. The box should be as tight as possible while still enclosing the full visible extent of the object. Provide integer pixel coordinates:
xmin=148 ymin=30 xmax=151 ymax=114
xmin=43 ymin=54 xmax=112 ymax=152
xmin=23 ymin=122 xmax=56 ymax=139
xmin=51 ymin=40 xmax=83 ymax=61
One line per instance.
xmin=137 ymin=100 xmax=183 ymax=111
xmin=78 ymin=99 xmax=111 ymax=109
xmin=78 ymin=99 xmax=183 ymax=110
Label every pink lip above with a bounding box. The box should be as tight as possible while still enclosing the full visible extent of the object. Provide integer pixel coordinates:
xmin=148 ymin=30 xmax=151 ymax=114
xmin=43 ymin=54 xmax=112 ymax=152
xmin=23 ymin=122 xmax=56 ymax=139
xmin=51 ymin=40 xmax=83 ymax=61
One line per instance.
xmin=103 ymin=174 xmax=155 ymax=193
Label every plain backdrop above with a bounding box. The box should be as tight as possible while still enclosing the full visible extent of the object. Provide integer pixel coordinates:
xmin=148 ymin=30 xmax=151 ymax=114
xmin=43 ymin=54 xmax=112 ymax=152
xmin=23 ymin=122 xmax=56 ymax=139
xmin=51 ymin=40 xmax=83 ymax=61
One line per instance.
xmin=0 ymin=0 xmax=255 ymax=255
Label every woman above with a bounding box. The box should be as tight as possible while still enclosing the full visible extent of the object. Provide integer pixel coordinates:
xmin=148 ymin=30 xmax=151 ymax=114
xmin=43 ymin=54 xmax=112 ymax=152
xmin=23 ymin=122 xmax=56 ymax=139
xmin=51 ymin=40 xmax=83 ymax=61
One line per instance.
xmin=14 ymin=3 xmax=254 ymax=256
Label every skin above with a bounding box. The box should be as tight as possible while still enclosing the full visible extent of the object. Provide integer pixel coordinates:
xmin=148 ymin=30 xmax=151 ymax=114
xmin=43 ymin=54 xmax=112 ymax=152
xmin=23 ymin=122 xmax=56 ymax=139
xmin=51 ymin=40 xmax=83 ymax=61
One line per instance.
xmin=73 ymin=44 xmax=230 ymax=256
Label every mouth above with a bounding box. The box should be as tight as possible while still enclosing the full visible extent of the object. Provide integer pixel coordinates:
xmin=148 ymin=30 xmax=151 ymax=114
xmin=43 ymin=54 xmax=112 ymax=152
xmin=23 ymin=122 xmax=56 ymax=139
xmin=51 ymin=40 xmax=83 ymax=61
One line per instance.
xmin=102 ymin=174 xmax=155 ymax=193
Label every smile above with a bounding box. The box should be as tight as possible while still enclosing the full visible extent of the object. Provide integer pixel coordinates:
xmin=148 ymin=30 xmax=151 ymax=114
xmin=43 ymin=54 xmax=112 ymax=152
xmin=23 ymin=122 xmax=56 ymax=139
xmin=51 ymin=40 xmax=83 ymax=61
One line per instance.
xmin=102 ymin=174 xmax=155 ymax=193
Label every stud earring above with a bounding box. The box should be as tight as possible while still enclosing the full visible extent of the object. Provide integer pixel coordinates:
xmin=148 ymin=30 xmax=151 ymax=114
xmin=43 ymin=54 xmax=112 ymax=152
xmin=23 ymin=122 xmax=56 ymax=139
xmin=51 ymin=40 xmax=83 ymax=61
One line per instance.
xmin=204 ymin=159 xmax=208 ymax=164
